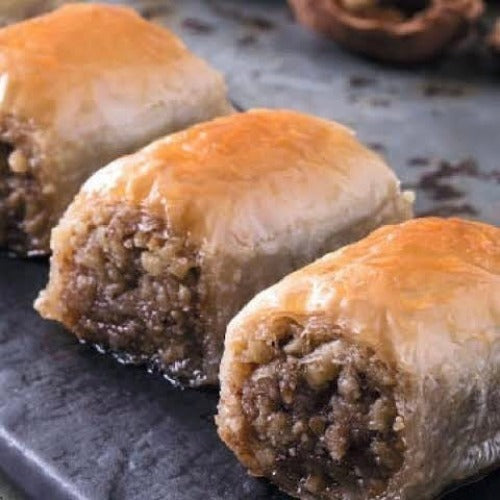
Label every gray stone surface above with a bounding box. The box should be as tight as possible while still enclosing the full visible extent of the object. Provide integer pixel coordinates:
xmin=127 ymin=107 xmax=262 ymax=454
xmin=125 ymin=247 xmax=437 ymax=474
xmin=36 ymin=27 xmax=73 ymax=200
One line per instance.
xmin=0 ymin=1 xmax=499 ymax=500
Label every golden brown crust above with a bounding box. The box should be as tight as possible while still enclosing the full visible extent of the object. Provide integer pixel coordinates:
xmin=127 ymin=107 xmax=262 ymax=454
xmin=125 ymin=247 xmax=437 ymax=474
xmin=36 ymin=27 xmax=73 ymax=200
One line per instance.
xmin=288 ymin=0 xmax=484 ymax=63
xmin=217 ymin=217 xmax=500 ymax=498
xmin=221 ymin=217 xmax=499 ymax=372
xmin=0 ymin=3 xmax=231 ymax=254
xmin=0 ymin=3 xmax=223 ymax=127
xmin=75 ymin=109 xmax=412 ymax=250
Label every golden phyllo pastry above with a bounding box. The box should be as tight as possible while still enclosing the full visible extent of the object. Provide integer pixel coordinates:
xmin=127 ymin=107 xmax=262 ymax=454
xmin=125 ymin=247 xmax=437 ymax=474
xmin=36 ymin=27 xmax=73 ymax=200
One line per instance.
xmin=0 ymin=3 xmax=231 ymax=255
xmin=217 ymin=217 xmax=500 ymax=499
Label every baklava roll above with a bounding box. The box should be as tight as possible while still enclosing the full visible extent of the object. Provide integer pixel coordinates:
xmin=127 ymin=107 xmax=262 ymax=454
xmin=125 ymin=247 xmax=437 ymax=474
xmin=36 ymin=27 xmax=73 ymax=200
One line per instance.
xmin=0 ymin=3 xmax=231 ymax=255
xmin=35 ymin=109 xmax=413 ymax=386
xmin=217 ymin=217 xmax=500 ymax=499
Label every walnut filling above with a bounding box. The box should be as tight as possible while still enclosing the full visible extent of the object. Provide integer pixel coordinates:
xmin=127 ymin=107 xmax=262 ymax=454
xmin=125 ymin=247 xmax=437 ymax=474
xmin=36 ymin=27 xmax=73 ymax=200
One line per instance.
xmin=60 ymin=205 xmax=207 ymax=386
xmin=0 ymin=142 xmax=48 ymax=254
xmin=241 ymin=321 xmax=404 ymax=499
xmin=339 ymin=0 xmax=430 ymax=21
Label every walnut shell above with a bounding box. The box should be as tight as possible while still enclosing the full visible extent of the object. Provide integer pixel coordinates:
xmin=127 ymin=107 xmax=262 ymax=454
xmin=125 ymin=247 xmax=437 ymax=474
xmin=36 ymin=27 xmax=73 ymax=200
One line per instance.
xmin=288 ymin=0 xmax=484 ymax=63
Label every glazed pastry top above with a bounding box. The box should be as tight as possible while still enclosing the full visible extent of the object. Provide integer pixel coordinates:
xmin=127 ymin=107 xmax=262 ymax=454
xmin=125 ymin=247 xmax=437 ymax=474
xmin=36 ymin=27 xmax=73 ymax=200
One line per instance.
xmin=0 ymin=3 xmax=229 ymax=141
xmin=226 ymin=217 xmax=500 ymax=371
xmin=80 ymin=109 xmax=410 ymax=253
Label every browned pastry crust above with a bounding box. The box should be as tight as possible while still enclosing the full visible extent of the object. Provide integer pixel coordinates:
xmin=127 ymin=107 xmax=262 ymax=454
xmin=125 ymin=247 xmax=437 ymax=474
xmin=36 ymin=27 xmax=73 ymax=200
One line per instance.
xmin=217 ymin=217 xmax=500 ymax=499
xmin=288 ymin=0 xmax=484 ymax=63
xmin=35 ymin=109 xmax=413 ymax=386
xmin=0 ymin=3 xmax=231 ymax=255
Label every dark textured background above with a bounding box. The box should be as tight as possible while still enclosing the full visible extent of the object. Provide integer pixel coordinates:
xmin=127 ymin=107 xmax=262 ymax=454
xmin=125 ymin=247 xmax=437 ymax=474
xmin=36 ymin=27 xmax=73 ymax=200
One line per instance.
xmin=0 ymin=0 xmax=499 ymax=499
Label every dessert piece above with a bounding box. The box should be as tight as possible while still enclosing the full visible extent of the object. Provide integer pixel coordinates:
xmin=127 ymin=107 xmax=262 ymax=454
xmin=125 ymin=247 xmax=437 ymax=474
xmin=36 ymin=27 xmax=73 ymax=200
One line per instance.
xmin=35 ymin=109 xmax=413 ymax=386
xmin=217 ymin=217 xmax=500 ymax=499
xmin=0 ymin=3 xmax=231 ymax=255
xmin=288 ymin=0 xmax=484 ymax=63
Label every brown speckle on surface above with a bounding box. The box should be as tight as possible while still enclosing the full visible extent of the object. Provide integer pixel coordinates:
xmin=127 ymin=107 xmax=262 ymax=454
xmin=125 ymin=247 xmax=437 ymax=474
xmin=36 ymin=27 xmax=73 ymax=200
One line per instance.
xmin=410 ymin=158 xmax=499 ymax=198
xmin=408 ymin=157 xmax=431 ymax=167
xmin=231 ymin=100 xmax=245 ymax=112
xmin=429 ymin=158 xmax=498 ymax=182
xmin=369 ymin=96 xmax=391 ymax=107
xmin=420 ymin=181 xmax=464 ymax=200
xmin=367 ymin=142 xmax=387 ymax=154
xmin=410 ymin=159 xmax=467 ymax=201
xmin=247 ymin=16 xmax=274 ymax=31
xmin=208 ymin=1 xmax=275 ymax=30
xmin=422 ymin=82 xmax=467 ymax=98
xmin=348 ymin=76 xmax=377 ymax=88
xmin=411 ymin=158 xmax=500 ymax=217
xmin=348 ymin=95 xmax=391 ymax=107
xmin=139 ymin=4 xmax=172 ymax=20
xmin=182 ymin=18 xmax=215 ymax=34
xmin=237 ymin=34 xmax=257 ymax=46
xmin=419 ymin=204 xmax=479 ymax=217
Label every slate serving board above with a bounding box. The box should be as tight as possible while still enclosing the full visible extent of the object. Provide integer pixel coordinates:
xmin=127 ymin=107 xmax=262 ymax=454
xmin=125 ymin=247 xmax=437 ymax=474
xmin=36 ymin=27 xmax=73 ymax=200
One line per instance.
xmin=0 ymin=0 xmax=499 ymax=499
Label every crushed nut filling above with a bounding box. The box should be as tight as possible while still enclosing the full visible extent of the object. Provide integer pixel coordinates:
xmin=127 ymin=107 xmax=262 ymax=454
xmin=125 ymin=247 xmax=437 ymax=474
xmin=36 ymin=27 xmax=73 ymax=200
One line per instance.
xmin=241 ymin=320 xmax=405 ymax=498
xmin=60 ymin=205 xmax=206 ymax=385
xmin=0 ymin=142 xmax=47 ymax=253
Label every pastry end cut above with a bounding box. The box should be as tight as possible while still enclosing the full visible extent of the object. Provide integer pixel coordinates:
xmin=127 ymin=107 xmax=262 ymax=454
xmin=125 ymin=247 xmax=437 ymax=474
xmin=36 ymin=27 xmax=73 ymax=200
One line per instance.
xmin=217 ymin=318 xmax=406 ymax=499
xmin=0 ymin=121 xmax=50 ymax=255
xmin=35 ymin=203 xmax=214 ymax=386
